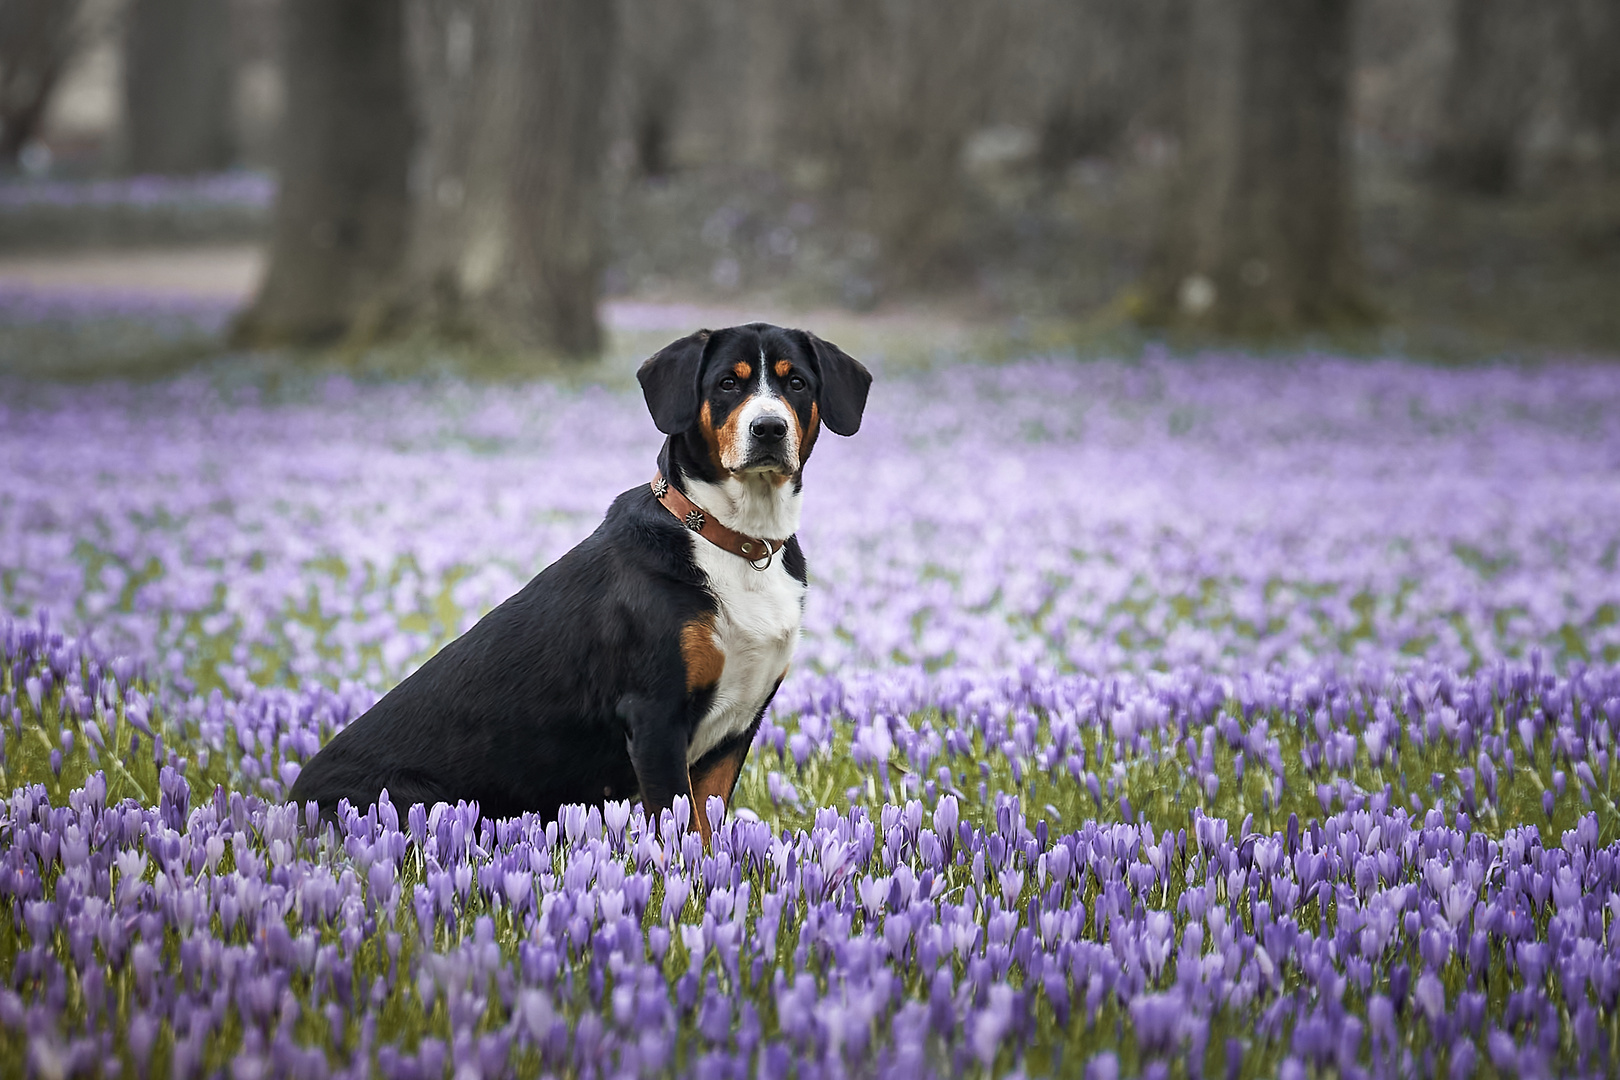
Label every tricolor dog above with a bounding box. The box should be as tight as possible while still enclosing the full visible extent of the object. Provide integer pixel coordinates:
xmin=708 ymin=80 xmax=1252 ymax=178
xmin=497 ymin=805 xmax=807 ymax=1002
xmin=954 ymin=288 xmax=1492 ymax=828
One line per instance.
xmin=289 ymin=323 xmax=871 ymax=838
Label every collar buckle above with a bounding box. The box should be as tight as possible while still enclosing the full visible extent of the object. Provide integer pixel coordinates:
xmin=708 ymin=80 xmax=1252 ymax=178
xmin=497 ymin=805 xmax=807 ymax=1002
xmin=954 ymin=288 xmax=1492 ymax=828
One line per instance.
xmin=744 ymin=540 xmax=776 ymax=571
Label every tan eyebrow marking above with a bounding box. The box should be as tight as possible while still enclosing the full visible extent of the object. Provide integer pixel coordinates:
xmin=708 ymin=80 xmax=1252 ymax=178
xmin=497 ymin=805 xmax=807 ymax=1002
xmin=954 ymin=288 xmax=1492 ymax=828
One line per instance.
xmin=774 ymin=359 xmax=793 ymax=378
xmin=732 ymin=362 xmax=752 ymax=380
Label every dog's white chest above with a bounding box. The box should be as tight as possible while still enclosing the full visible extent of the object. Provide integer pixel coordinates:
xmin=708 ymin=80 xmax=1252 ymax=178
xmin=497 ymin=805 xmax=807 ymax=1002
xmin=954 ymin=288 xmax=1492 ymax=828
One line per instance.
xmin=686 ymin=539 xmax=804 ymax=765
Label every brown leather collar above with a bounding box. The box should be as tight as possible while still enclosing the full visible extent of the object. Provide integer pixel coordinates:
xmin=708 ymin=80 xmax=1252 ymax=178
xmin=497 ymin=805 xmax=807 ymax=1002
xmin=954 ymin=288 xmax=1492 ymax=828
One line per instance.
xmin=651 ymin=473 xmax=788 ymax=570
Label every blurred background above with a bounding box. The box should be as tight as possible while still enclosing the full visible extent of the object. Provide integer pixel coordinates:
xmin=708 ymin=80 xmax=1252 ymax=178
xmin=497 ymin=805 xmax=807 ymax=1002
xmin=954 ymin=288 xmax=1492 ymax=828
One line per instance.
xmin=0 ymin=0 xmax=1617 ymax=378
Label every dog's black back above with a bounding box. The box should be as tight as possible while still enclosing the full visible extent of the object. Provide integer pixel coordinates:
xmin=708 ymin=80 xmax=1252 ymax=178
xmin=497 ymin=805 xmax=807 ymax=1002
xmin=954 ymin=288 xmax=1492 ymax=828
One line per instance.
xmin=291 ymin=488 xmax=738 ymax=820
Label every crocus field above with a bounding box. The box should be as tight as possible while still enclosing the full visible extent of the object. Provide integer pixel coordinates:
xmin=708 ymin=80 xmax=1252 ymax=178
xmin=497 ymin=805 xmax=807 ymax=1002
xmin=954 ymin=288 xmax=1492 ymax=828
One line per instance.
xmin=2 ymin=352 xmax=1619 ymax=1078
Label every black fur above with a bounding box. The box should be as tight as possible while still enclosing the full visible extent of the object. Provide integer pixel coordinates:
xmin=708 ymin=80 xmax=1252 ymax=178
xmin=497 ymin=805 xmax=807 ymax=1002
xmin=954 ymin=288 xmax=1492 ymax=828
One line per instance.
xmin=791 ymin=329 xmax=871 ymax=436
xmin=638 ymin=329 xmax=709 ymax=435
xmin=288 ymin=323 xmax=868 ymax=823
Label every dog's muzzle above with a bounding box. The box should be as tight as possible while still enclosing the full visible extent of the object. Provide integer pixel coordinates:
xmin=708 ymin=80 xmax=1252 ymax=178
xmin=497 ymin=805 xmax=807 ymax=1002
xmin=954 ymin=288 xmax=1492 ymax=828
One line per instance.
xmin=736 ymin=403 xmax=798 ymax=473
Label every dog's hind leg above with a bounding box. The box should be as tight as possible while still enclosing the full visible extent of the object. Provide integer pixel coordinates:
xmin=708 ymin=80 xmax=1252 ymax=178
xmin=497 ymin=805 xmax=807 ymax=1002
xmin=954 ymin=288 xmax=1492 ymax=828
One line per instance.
xmin=378 ymin=774 xmax=458 ymax=817
xmin=294 ymin=771 xmax=455 ymax=833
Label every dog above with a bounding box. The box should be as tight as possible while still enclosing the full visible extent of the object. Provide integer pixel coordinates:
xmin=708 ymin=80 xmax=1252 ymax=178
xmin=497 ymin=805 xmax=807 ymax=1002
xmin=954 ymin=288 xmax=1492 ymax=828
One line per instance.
xmin=288 ymin=323 xmax=871 ymax=839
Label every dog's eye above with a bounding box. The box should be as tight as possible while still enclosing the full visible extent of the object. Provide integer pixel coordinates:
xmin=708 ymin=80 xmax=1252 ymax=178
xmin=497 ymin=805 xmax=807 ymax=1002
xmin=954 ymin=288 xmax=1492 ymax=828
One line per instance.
xmin=719 ymin=377 xmax=738 ymax=392
xmin=788 ymin=375 xmax=806 ymax=392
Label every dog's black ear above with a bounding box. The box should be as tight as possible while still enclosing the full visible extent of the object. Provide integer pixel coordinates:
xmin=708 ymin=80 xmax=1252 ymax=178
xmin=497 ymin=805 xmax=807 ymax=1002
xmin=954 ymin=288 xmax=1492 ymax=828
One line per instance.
xmin=637 ymin=330 xmax=711 ymax=434
xmin=798 ymin=331 xmax=872 ymax=436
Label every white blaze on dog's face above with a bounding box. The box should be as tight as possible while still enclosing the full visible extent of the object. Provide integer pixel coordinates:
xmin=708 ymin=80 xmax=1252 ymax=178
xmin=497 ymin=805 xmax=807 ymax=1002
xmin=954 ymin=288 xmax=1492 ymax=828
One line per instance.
xmin=717 ymin=352 xmax=802 ymax=475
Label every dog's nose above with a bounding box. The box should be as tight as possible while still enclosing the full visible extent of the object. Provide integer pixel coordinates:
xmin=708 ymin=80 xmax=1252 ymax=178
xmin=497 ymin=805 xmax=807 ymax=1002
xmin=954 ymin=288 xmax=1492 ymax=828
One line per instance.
xmin=750 ymin=415 xmax=789 ymax=442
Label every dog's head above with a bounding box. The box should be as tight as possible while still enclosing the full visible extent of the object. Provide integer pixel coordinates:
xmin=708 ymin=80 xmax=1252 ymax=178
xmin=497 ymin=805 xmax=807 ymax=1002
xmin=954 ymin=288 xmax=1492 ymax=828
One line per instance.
xmin=638 ymin=323 xmax=871 ymax=479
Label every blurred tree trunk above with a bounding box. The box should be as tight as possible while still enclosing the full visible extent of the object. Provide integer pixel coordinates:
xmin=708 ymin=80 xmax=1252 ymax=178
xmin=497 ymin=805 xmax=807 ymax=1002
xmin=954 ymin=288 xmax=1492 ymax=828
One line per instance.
xmin=1431 ymin=0 xmax=1539 ymax=195
xmin=123 ymin=0 xmax=236 ymax=175
xmin=775 ymin=0 xmax=1005 ymax=293
xmin=1138 ymin=0 xmax=1370 ymax=337
xmin=1566 ymin=0 xmax=1620 ymax=175
xmin=1033 ymin=0 xmax=1175 ymax=174
xmin=0 ymin=0 xmax=82 ymax=169
xmin=233 ymin=0 xmax=414 ymax=348
xmin=400 ymin=0 xmax=617 ymax=359
xmin=617 ymin=0 xmax=707 ymax=179
xmin=1138 ymin=0 xmax=1238 ymax=324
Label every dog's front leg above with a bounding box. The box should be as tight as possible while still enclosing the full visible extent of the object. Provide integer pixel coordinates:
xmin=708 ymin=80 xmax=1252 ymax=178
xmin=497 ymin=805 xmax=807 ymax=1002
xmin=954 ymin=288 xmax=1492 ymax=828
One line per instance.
xmin=618 ymin=692 xmax=692 ymax=827
xmin=689 ymin=729 xmax=755 ymax=846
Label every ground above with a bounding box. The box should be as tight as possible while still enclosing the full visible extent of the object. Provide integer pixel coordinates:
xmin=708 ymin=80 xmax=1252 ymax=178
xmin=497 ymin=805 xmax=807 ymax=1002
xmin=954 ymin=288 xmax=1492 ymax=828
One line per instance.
xmin=1 ymin=315 xmax=1617 ymax=1077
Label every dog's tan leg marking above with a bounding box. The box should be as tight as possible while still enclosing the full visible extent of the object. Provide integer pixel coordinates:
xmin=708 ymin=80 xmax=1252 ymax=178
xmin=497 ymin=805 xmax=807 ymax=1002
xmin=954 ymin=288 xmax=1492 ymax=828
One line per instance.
xmin=689 ymin=742 xmax=748 ymax=846
xmin=685 ymin=771 xmax=710 ymax=845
